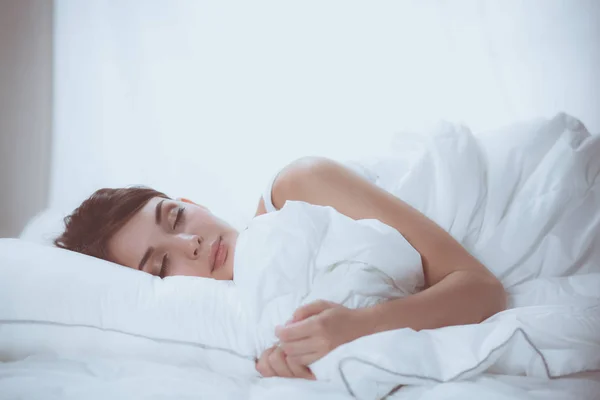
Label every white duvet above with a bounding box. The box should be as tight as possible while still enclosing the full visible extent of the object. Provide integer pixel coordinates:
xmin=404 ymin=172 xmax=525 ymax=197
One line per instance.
xmin=230 ymin=113 xmax=600 ymax=399
xmin=2 ymin=113 xmax=599 ymax=400
xmin=233 ymin=200 xmax=424 ymax=355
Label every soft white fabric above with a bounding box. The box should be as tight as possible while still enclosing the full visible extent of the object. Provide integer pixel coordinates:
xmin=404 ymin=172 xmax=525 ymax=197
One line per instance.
xmin=0 ymin=354 xmax=254 ymax=400
xmin=1 ymin=198 xmax=422 ymax=370
xmin=0 ymin=355 xmax=600 ymax=400
xmin=19 ymin=208 xmax=70 ymax=246
xmin=3 ymin=354 xmax=598 ymax=400
xmin=233 ymin=201 xmax=423 ymax=354
xmin=231 ymin=111 xmax=600 ymax=399
xmin=0 ymin=239 xmax=256 ymax=377
xmin=2 ymin=113 xmax=599 ymax=400
xmin=304 ymin=112 xmax=600 ymax=399
xmin=261 ymin=171 xmax=279 ymax=213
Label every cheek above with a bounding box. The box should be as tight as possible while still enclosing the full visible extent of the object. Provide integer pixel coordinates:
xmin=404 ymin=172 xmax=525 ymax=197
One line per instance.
xmin=193 ymin=208 xmax=216 ymax=225
xmin=170 ymin=261 xmax=210 ymax=278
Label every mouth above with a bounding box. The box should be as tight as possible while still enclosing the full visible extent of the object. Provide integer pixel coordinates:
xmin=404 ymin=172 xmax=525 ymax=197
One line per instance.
xmin=210 ymin=236 xmax=227 ymax=273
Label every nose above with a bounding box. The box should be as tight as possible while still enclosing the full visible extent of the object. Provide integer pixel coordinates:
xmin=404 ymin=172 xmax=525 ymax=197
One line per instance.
xmin=175 ymin=234 xmax=202 ymax=259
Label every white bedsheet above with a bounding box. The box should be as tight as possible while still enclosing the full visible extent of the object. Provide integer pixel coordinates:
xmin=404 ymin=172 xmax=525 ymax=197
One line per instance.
xmin=1 ymin=113 xmax=599 ymax=400
xmin=0 ymin=354 xmax=252 ymax=400
xmin=1 ymin=352 xmax=598 ymax=400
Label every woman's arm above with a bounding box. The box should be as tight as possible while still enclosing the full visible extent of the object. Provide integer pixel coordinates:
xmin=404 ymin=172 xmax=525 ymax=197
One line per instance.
xmin=272 ymin=156 xmax=506 ymax=332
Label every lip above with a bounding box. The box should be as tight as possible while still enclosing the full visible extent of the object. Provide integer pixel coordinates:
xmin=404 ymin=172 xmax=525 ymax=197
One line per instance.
xmin=209 ymin=236 xmax=221 ymax=271
xmin=214 ymin=241 xmax=227 ymax=272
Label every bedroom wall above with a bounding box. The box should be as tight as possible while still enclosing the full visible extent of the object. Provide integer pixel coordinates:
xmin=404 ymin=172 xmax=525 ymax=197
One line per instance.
xmin=0 ymin=0 xmax=54 ymax=238
xmin=51 ymin=0 xmax=600 ymax=231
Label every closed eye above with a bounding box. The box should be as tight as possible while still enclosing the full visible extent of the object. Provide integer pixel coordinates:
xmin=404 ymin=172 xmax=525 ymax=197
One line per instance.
xmin=159 ymin=254 xmax=169 ymax=278
xmin=173 ymin=207 xmax=185 ymax=229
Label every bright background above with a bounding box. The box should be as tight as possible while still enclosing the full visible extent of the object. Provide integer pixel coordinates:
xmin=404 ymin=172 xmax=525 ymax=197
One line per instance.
xmin=3 ymin=0 xmax=599 ymax=236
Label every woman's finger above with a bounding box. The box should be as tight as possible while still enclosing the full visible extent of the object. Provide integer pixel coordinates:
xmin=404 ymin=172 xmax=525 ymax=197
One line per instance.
xmin=286 ymin=358 xmax=316 ymax=380
xmin=280 ymin=337 xmax=320 ymax=356
xmin=268 ymin=346 xmax=294 ymax=378
xmin=287 ymin=352 xmax=321 ymax=367
xmin=276 ymin=318 xmax=317 ymax=342
xmin=256 ymin=346 xmax=277 ymax=377
xmin=292 ymin=300 xmax=336 ymax=322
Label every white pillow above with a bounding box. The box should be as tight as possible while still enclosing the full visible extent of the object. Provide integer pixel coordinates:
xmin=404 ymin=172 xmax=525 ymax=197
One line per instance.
xmin=0 ymin=238 xmax=256 ymax=377
xmin=3 ymin=200 xmax=422 ymax=378
xmin=19 ymin=208 xmax=68 ymax=246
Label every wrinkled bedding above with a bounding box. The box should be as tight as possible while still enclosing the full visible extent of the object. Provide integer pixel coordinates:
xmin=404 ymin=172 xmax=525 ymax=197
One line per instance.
xmin=233 ymin=200 xmax=424 ymax=355
xmin=2 ymin=113 xmax=599 ymax=400
xmin=310 ymin=114 xmax=600 ymax=399
xmin=231 ymin=113 xmax=600 ymax=399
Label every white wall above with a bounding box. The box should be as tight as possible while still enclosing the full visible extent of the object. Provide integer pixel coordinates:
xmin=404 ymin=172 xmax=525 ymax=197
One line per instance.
xmin=0 ymin=0 xmax=53 ymax=238
xmin=51 ymin=0 xmax=600 ymax=230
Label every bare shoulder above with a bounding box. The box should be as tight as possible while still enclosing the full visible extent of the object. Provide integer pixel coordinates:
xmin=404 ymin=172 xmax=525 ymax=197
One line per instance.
xmin=270 ymin=157 xmax=344 ymax=208
xmin=271 ymin=156 xmax=378 ymax=217
xmin=253 ymin=157 xmax=333 ymax=218
xmin=276 ymin=156 xmax=333 ymax=179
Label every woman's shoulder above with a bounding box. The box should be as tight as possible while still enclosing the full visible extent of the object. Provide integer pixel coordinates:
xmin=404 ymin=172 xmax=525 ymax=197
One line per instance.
xmin=259 ymin=158 xmax=380 ymax=215
xmin=343 ymin=160 xmax=380 ymax=184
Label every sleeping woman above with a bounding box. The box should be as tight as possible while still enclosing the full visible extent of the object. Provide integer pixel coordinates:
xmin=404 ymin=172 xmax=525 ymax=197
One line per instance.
xmin=54 ymin=156 xmax=507 ymax=381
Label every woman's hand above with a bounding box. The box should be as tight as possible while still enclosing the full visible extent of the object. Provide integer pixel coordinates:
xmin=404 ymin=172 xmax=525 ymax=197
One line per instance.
xmin=275 ymin=300 xmax=366 ymax=366
xmin=255 ymin=345 xmax=316 ymax=380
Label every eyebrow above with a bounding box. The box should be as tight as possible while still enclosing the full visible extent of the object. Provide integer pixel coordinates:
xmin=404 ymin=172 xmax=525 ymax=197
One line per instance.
xmin=137 ymin=199 xmax=167 ymax=271
xmin=155 ymin=199 xmax=166 ymax=225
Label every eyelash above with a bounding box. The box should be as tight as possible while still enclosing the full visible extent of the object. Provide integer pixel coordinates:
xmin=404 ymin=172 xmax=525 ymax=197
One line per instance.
xmin=159 ymin=254 xmax=169 ymax=279
xmin=173 ymin=207 xmax=185 ymax=230
xmin=159 ymin=207 xmax=185 ymax=278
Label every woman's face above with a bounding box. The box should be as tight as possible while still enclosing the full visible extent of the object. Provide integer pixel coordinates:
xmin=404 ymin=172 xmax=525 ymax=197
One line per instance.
xmin=107 ymin=197 xmax=237 ymax=280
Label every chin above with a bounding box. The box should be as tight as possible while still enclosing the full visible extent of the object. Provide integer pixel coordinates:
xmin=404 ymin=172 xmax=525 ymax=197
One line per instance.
xmin=221 ymin=264 xmax=234 ymax=281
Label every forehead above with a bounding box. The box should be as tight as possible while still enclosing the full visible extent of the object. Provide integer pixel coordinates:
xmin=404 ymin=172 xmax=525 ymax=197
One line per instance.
xmin=107 ymin=196 xmax=166 ymax=270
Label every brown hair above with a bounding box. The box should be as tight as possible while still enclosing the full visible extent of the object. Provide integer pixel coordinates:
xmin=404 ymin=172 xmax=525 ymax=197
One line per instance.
xmin=54 ymin=186 xmax=170 ymax=262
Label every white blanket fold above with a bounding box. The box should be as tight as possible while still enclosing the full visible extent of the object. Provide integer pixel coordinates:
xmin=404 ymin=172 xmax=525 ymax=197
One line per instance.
xmin=235 ymin=113 xmax=600 ymax=400
xmin=234 ymin=201 xmax=424 ymax=355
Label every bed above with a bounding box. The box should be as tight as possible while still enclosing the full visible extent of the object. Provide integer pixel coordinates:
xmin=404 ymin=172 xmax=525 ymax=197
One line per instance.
xmin=1 ymin=113 xmax=599 ymax=400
